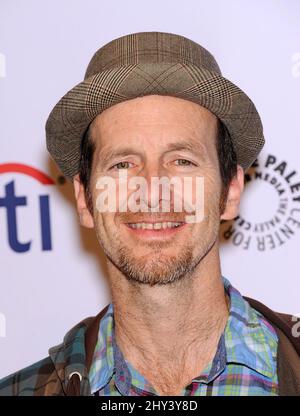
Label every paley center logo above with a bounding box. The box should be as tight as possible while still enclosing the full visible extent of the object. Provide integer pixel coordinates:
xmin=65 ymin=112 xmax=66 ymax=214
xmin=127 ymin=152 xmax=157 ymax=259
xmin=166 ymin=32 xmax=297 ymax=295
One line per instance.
xmin=221 ymin=154 xmax=300 ymax=251
xmin=0 ymin=163 xmax=55 ymax=253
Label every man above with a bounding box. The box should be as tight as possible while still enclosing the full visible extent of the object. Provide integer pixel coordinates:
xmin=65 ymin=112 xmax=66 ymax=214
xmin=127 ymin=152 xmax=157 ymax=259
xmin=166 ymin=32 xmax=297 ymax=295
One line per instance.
xmin=0 ymin=31 xmax=299 ymax=396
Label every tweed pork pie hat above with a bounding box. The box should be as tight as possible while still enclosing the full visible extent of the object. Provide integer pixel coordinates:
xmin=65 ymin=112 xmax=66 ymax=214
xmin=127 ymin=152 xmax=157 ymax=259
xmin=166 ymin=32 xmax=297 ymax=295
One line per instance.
xmin=45 ymin=31 xmax=264 ymax=179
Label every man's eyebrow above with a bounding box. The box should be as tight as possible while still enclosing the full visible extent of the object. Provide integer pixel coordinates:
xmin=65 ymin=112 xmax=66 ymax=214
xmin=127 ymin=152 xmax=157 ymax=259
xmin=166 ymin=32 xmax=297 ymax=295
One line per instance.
xmin=99 ymin=147 xmax=143 ymax=168
xmin=163 ymin=139 xmax=206 ymax=155
xmin=98 ymin=139 xmax=206 ymax=167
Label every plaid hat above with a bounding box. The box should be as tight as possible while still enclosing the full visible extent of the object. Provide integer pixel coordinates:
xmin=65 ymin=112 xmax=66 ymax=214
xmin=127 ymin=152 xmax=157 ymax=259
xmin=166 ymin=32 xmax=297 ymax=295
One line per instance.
xmin=45 ymin=31 xmax=264 ymax=179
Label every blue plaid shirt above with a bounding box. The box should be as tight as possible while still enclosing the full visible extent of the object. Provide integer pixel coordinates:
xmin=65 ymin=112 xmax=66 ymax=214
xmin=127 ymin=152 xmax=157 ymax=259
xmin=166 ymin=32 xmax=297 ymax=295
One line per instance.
xmin=89 ymin=277 xmax=279 ymax=395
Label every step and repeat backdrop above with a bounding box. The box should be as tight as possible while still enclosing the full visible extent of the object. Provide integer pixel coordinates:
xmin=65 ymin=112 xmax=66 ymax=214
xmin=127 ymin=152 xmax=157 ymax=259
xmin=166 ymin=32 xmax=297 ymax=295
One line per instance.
xmin=0 ymin=0 xmax=300 ymax=379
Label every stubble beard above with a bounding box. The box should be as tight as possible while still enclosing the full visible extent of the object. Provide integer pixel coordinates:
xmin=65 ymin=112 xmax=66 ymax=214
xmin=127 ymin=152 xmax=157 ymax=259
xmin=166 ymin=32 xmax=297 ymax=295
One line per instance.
xmin=94 ymin=199 xmax=221 ymax=287
xmin=116 ymin=241 xmax=196 ymax=286
xmin=97 ymin=226 xmax=213 ymax=286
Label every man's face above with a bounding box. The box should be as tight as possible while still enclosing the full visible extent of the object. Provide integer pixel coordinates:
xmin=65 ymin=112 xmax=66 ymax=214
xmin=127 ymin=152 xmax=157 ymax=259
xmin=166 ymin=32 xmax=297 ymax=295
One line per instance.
xmin=74 ymin=95 xmax=240 ymax=286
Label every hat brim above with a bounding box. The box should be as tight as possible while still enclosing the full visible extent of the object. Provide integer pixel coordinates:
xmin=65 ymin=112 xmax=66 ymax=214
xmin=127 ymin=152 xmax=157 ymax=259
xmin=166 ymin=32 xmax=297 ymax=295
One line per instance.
xmin=46 ymin=62 xmax=264 ymax=179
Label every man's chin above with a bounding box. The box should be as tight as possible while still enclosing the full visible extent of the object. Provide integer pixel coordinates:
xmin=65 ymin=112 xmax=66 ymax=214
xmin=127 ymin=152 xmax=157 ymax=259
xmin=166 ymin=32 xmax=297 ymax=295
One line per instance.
xmin=117 ymin=253 xmax=195 ymax=286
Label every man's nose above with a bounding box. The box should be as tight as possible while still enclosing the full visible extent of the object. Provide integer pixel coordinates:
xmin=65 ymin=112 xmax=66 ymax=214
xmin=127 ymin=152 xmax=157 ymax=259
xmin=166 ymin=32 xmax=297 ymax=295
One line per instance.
xmin=139 ymin=164 xmax=172 ymax=212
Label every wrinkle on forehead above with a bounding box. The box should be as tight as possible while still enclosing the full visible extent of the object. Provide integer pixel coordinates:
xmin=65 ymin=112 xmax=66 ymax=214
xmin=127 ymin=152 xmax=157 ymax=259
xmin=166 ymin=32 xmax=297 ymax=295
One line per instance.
xmin=91 ymin=95 xmax=217 ymax=134
xmin=89 ymin=95 xmax=219 ymax=166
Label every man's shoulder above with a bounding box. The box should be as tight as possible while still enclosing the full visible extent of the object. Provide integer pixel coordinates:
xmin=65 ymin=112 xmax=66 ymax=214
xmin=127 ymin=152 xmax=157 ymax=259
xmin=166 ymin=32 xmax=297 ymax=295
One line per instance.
xmin=0 ymin=356 xmax=56 ymax=396
xmin=0 ymin=310 xmax=107 ymax=397
xmin=245 ymin=296 xmax=300 ymax=396
xmin=0 ymin=355 xmax=61 ymax=396
xmin=244 ymin=295 xmax=300 ymax=356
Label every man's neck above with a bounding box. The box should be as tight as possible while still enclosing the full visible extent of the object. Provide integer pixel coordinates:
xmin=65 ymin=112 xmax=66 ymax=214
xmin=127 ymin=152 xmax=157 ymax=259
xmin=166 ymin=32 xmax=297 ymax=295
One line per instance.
xmin=106 ymin=245 xmax=230 ymax=395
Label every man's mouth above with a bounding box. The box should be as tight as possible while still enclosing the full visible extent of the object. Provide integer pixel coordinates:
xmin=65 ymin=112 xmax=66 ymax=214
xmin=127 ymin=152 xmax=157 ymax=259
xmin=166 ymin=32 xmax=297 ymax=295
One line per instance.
xmin=127 ymin=221 xmax=184 ymax=230
xmin=124 ymin=221 xmax=187 ymax=239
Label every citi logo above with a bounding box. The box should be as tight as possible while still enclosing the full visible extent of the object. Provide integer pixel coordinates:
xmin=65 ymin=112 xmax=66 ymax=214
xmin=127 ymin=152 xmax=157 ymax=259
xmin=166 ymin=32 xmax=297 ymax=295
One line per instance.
xmin=0 ymin=163 xmax=55 ymax=253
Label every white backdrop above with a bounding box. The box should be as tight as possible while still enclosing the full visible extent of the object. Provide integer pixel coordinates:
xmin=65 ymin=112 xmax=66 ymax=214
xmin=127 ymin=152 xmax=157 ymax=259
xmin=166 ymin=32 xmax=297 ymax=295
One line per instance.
xmin=0 ymin=0 xmax=300 ymax=379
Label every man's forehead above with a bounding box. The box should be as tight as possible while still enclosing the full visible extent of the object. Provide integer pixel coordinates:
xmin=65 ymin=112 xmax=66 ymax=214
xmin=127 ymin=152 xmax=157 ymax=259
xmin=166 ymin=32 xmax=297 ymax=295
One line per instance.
xmin=87 ymin=95 xmax=219 ymax=161
xmin=90 ymin=95 xmax=218 ymax=129
xmin=98 ymin=137 xmax=208 ymax=157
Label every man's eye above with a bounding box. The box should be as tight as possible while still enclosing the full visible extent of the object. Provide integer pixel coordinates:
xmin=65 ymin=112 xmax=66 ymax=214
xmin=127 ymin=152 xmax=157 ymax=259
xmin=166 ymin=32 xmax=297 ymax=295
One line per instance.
xmin=175 ymin=159 xmax=196 ymax=166
xmin=110 ymin=161 xmax=133 ymax=170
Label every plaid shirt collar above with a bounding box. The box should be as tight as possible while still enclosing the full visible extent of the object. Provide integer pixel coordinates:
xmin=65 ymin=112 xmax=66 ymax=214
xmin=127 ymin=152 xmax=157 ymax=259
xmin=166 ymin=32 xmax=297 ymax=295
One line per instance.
xmin=89 ymin=276 xmax=277 ymax=395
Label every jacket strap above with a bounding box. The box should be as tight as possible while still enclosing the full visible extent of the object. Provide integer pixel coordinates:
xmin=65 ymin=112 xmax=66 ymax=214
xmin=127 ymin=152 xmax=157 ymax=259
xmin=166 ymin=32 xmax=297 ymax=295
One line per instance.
xmin=66 ymin=373 xmax=82 ymax=396
xmin=85 ymin=305 xmax=110 ymax=374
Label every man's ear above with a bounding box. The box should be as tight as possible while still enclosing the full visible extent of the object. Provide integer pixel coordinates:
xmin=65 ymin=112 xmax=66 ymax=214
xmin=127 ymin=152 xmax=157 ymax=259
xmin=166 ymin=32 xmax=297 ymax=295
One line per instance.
xmin=73 ymin=173 xmax=94 ymax=229
xmin=220 ymin=164 xmax=244 ymax=221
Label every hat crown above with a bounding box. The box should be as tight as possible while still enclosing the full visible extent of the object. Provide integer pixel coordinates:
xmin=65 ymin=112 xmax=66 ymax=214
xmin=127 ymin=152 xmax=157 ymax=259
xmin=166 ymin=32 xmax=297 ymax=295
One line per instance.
xmin=84 ymin=31 xmax=222 ymax=79
xmin=46 ymin=31 xmax=264 ymax=179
